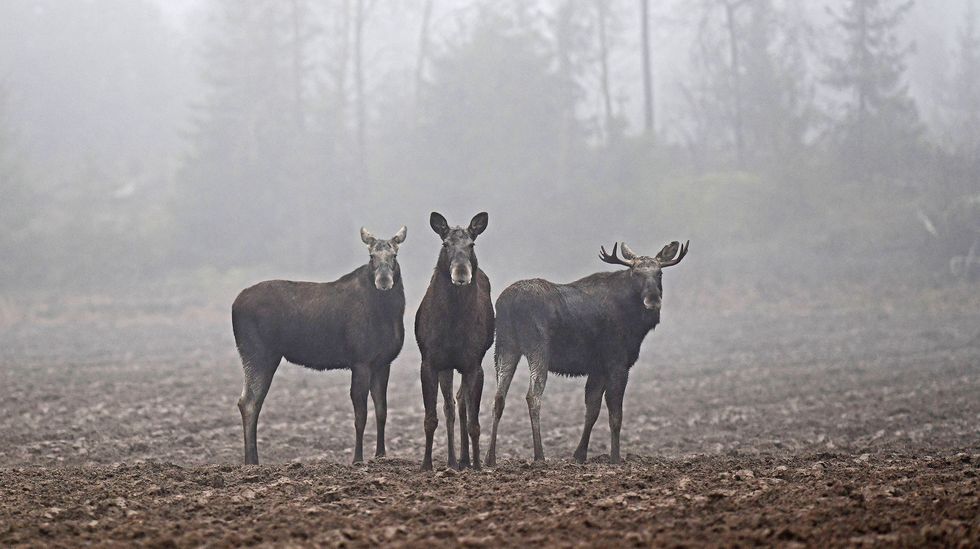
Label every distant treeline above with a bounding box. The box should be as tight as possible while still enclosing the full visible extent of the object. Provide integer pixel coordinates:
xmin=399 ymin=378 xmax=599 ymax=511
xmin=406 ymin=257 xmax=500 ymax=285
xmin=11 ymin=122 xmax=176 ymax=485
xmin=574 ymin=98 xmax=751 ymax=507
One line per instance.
xmin=0 ymin=0 xmax=978 ymax=291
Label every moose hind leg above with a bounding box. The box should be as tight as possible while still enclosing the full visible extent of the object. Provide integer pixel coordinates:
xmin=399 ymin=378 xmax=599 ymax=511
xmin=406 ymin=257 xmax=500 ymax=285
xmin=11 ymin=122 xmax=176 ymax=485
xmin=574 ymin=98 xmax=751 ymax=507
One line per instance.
xmin=486 ymin=350 xmax=519 ymax=467
xmin=370 ymin=363 xmax=391 ymax=458
xmin=526 ymin=353 xmax=549 ymax=461
xmin=438 ymin=369 xmax=458 ymax=469
xmin=573 ymin=373 xmax=606 ymax=464
xmin=237 ymin=347 xmax=281 ymax=465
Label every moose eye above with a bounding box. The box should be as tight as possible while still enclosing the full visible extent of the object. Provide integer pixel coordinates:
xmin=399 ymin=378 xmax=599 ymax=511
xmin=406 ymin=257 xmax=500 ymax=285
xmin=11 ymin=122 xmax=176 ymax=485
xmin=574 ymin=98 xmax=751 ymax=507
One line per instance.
xmin=442 ymin=242 xmax=449 ymax=247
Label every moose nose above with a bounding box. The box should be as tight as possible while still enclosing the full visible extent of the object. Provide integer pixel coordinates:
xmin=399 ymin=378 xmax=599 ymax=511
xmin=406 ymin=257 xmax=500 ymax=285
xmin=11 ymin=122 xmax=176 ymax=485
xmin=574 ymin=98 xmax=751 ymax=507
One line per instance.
xmin=451 ymin=267 xmax=471 ymax=285
xmin=376 ymin=277 xmax=394 ymax=291
xmin=643 ymin=296 xmax=661 ymax=310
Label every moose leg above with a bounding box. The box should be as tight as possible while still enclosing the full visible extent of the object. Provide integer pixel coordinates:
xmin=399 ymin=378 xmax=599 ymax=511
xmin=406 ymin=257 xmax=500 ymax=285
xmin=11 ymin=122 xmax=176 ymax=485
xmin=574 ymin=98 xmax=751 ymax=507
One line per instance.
xmin=526 ymin=355 xmax=549 ymax=461
xmin=604 ymin=371 xmax=629 ymax=465
xmin=486 ymin=351 xmax=519 ymax=467
xmin=238 ymin=349 xmax=280 ymax=465
xmin=573 ymin=373 xmax=606 ymax=464
xmin=456 ymin=380 xmax=470 ymax=468
xmin=350 ymin=364 xmax=371 ymax=464
xmin=464 ymin=367 xmax=484 ymax=469
xmin=420 ymin=362 xmax=439 ymax=471
xmin=370 ymin=363 xmax=391 ymax=458
xmin=438 ymin=369 xmax=458 ymax=469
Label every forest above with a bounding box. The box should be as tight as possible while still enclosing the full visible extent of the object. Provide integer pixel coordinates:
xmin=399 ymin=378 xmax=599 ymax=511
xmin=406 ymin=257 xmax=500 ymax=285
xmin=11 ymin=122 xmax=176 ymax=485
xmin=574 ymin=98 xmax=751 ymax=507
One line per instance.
xmin=0 ymin=0 xmax=978 ymax=294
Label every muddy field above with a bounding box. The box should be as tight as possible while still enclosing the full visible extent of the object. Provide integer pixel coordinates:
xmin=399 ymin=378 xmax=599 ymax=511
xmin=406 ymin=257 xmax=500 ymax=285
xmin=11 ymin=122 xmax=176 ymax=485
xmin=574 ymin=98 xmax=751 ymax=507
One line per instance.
xmin=1 ymin=281 xmax=979 ymax=546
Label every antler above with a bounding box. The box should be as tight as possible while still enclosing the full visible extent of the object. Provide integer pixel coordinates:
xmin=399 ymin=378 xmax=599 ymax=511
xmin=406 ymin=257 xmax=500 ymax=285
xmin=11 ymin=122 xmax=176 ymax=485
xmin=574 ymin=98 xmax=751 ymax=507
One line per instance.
xmin=599 ymin=243 xmax=633 ymax=268
xmin=656 ymin=240 xmax=690 ymax=268
xmin=620 ymin=242 xmax=639 ymax=260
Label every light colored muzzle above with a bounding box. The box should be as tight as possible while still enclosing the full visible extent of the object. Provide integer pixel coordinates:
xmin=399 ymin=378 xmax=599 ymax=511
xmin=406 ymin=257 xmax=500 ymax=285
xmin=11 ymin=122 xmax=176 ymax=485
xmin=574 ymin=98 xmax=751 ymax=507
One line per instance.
xmin=451 ymin=264 xmax=472 ymax=286
xmin=375 ymin=270 xmax=394 ymax=291
xmin=643 ymin=295 xmax=661 ymax=310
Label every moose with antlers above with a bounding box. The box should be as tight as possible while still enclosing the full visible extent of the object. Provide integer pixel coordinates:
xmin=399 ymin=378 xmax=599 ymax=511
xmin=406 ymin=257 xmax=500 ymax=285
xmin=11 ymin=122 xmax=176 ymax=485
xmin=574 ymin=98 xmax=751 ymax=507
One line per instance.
xmin=486 ymin=240 xmax=689 ymax=465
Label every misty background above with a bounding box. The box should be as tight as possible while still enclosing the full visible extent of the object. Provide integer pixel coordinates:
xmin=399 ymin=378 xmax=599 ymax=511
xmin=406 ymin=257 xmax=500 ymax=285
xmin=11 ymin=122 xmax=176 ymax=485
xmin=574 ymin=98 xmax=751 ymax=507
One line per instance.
xmin=1 ymin=0 xmax=978 ymax=310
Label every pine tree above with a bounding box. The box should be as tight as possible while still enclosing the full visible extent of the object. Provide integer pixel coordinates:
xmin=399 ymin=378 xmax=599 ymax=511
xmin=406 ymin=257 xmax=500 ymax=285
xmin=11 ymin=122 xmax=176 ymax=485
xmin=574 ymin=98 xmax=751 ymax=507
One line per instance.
xmin=177 ymin=0 xmax=321 ymax=268
xmin=684 ymin=0 xmax=812 ymax=168
xmin=825 ymin=0 xmax=921 ymax=179
xmin=740 ymin=0 xmax=813 ymax=164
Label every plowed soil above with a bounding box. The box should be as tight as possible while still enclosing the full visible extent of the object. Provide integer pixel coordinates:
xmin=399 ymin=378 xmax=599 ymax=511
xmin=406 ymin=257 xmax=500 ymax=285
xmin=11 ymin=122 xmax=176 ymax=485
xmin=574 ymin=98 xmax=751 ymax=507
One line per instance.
xmin=1 ymin=282 xmax=978 ymax=547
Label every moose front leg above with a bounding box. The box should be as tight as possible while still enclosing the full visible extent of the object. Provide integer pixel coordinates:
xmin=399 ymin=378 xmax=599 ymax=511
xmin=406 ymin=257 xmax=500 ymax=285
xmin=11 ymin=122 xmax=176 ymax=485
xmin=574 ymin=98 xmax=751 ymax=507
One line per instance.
xmin=573 ymin=373 xmax=606 ymax=464
xmin=420 ymin=362 xmax=439 ymax=471
xmin=604 ymin=370 xmax=629 ymax=465
xmin=456 ymin=379 xmax=469 ymax=468
xmin=438 ymin=369 xmax=458 ymax=470
xmin=350 ymin=364 xmax=372 ymax=464
xmin=370 ymin=363 xmax=391 ymax=458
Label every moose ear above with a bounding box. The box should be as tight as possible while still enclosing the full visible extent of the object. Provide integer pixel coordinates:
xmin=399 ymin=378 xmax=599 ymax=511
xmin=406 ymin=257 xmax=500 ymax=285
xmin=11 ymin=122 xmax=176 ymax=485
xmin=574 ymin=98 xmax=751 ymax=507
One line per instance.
xmin=392 ymin=225 xmax=407 ymax=244
xmin=360 ymin=227 xmax=376 ymax=246
xmin=655 ymin=241 xmax=681 ymax=262
xmin=468 ymin=212 xmax=489 ymax=238
xmin=429 ymin=212 xmax=450 ymax=238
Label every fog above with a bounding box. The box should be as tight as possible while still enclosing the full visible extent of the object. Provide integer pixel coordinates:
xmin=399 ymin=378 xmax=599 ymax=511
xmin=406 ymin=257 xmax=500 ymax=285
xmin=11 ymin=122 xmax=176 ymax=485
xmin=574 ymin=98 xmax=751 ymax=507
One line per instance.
xmin=1 ymin=0 xmax=978 ymax=303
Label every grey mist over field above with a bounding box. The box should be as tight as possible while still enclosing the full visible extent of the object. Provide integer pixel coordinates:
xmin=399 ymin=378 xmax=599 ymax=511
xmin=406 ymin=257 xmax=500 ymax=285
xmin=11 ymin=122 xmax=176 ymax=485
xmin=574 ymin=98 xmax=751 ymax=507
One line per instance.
xmin=0 ymin=0 xmax=978 ymax=303
xmin=3 ymin=5 xmax=980 ymax=545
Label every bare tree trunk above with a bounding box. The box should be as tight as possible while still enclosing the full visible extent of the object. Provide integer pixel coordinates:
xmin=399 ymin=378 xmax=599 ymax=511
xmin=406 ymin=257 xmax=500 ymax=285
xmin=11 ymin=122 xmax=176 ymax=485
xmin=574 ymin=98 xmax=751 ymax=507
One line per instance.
xmin=596 ymin=0 xmax=614 ymax=145
xmin=856 ymin=0 xmax=869 ymax=164
xmin=414 ymin=0 xmax=435 ymax=127
xmin=289 ymin=0 xmax=305 ymax=132
xmin=331 ymin=0 xmax=351 ymax=154
xmin=640 ymin=0 xmax=654 ymax=137
xmin=724 ymin=0 xmax=745 ymax=167
xmin=555 ymin=0 xmax=576 ymax=186
xmin=354 ymin=0 xmax=368 ymax=181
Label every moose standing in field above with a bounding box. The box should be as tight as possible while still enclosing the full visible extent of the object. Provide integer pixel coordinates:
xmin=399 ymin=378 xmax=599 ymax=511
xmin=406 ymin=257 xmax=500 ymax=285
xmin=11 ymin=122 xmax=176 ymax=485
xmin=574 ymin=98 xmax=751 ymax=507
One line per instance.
xmin=485 ymin=240 xmax=689 ymax=466
xmin=231 ymin=226 xmax=408 ymax=465
xmin=416 ymin=212 xmax=494 ymax=471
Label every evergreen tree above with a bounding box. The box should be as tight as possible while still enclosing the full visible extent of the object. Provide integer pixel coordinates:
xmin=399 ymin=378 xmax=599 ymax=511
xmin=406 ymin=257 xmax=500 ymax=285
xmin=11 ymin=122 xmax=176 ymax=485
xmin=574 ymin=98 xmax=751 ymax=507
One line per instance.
xmin=825 ymin=0 xmax=921 ymax=179
xmin=417 ymin=8 xmax=575 ymax=199
xmin=684 ymin=0 xmax=813 ymax=168
xmin=177 ymin=0 xmax=326 ymax=269
xmin=740 ymin=0 xmax=814 ymax=165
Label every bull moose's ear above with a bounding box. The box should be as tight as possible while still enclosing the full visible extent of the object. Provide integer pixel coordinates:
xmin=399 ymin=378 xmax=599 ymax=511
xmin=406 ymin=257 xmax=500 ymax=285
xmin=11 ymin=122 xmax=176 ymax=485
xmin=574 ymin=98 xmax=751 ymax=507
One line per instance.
xmin=360 ymin=227 xmax=376 ymax=246
xmin=655 ymin=241 xmax=681 ymax=262
xmin=392 ymin=226 xmax=407 ymax=244
xmin=429 ymin=212 xmax=450 ymax=238
xmin=468 ymin=212 xmax=489 ymax=238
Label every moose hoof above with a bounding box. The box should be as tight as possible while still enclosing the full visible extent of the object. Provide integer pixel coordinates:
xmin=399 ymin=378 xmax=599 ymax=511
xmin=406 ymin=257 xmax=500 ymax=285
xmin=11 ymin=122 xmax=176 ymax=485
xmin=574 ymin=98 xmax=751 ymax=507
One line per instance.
xmin=420 ymin=461 xmax=433 ymax=472
xmin=573 ymin=452 xmax=587 ymax=464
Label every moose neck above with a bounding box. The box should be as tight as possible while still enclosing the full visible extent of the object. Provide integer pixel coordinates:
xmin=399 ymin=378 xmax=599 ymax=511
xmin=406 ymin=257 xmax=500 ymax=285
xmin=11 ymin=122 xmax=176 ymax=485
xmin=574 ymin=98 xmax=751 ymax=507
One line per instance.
xmin=360 ymin=264 xmax=405 ymax=304
xmin=606 ymin=269 xmax=660 ymax=333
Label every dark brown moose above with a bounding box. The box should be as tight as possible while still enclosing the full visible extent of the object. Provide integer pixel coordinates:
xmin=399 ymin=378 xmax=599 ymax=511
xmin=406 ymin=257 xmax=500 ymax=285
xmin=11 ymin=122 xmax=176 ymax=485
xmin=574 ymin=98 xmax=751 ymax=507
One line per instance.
xmin=486 ymin=240 xmax=689 ymax=465
xmin=231 ymin=226 xmax=407 ymax=465
xmin=415 ymin=212 xmax=495 ymax=471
